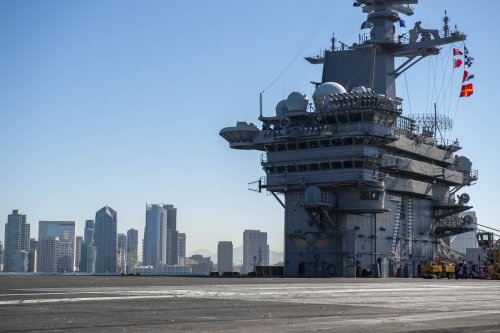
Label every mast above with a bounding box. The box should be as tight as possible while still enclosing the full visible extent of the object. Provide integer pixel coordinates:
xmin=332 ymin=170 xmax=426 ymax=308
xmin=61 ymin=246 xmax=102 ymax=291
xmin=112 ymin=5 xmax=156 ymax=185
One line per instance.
xmin=312 ymin=0 xmax=466 ymax=98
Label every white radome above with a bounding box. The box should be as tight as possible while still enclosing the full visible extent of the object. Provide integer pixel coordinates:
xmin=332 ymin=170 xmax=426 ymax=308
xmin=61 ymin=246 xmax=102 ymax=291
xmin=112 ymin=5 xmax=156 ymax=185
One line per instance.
xmin=313 ymin=82 xmax=347 ymax=110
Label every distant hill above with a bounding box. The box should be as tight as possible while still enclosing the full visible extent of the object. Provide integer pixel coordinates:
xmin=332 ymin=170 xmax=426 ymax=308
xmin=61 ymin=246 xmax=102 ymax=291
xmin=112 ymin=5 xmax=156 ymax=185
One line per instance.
xmin=189 ymin=246 xmax=283 ymax=265
xmin=188 ymin=249 xmax=215 ymax=258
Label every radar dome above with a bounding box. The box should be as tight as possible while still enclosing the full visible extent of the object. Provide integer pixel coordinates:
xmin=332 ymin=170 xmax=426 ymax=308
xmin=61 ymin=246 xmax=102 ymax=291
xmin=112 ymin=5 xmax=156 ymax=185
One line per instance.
xmin=456 ymin=156 xmax=472 ymax=172
xmin=313 ymin=82 xmax=347 ymax=110
xmin=275 ymin=100 xmax=288 ymax=117
xmin=286 ymin=91 xmax=309 ymax=112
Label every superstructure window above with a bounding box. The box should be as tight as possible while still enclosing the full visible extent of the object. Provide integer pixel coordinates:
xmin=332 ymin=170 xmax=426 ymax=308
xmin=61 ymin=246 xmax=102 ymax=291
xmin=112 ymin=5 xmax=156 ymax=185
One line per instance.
xmin=360 ymin=191 xmax=380 ymax=200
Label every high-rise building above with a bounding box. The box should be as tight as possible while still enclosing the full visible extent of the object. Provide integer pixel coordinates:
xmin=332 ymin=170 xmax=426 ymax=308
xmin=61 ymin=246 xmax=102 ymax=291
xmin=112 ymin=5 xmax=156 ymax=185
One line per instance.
xmin=0 ymin=241 xmax=3 ymax=271
xmin=178 ymin=233 xmax=186 ymax=265
xmin=39 ymin=221 xmax=76 ymax=272
xmin=126 ymin=228 xmax=138 ymax=272
xmin=80 ymin=220 xmax=96 ymax=272
xmin=144 ymin=204 xmax=168 ymax=267
xmin=75 ymin=236 xmax=83 ymax=271
xmin=12 ymin=250 xmax=29 ymax=272
xmin=4 ymin=210 xmax=30 ymax=272
xmin=242 ymin=230 xmax=269 ymax=274
xmin=117 ymin=233 xmax=127 ymax=274
xmin=217 ymin=241 xmax=233 ymax=274
xmin=79 ymin=242 xmax=96 ymax=273
xmin=28 ymin=238 xmax=38 ymax=272
xmin=165 ymin=204 xmax=178 ymax=266
xmin=451 ymin=211 xmax=478 ymax=256
xmin=38 ymin=236 xmax=60 ymax=272
xmin=84 ymin=220 xmax=95 ymax=244
xmin=95 ymin=206 xmax=117 ymax=273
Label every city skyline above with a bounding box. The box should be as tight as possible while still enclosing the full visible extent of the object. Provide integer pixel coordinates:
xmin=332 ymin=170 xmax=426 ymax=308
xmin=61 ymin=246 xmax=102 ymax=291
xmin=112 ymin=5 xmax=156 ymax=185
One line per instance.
xmin=1 ymin=1 xmax=499 ymax=254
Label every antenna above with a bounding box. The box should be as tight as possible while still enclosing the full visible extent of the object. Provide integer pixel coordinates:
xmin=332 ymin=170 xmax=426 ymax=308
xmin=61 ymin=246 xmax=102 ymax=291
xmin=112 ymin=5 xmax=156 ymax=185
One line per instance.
xmin=443 ymin=10 xmax=450 ymax=37
xmin=259 ymin=92 xmax=263 ymax=117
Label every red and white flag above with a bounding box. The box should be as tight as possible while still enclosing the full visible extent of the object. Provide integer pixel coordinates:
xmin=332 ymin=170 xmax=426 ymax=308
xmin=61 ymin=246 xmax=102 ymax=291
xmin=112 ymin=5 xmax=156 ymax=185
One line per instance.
xmin=453 ymin=48 xmax=463 ymax=56
xmin=453 ymin=58 xmax=463 ymax=68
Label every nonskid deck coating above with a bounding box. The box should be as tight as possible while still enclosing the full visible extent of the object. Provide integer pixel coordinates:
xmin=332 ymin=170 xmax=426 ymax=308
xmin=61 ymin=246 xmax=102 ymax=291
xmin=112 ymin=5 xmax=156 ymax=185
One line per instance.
xmin=0 ymin=276 xmax=499 ymax=332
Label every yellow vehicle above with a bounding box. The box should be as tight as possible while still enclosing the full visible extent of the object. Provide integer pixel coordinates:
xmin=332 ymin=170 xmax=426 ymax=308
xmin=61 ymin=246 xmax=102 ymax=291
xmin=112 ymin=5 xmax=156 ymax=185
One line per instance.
xmin=440 ymin=262 xmax=456 ymax=279
xmin=421 ymin=261 xmax=455 ymax=279
xmin=421 ymin=263 xmax=443 ymax=279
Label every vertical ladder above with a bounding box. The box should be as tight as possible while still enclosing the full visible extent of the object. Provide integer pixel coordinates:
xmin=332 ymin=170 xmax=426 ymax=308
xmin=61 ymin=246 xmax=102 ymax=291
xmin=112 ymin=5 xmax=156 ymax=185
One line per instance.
xmin=408 ymin=198 xmax=413 ymax=256
xmin=391 ymin=199 xmax=403 ymax=254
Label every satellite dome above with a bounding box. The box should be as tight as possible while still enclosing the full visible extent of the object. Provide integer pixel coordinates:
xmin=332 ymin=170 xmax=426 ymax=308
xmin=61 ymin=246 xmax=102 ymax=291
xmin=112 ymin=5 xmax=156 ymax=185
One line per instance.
xmin=286 ymin=91 xmax=309 ymax=112
xmin=313 ymin=82 xmax=347 ymax=110
xmin=275 ymin=100 xmax=288 ymax=117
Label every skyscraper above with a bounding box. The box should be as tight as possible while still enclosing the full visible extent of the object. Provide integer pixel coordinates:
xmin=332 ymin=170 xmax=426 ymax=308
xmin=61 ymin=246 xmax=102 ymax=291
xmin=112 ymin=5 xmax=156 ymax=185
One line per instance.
xmin=28 ymin=238 xmax=38 ymax=272
xmin=4 ymin=210 xmax=30 ymax=272
xmin=126 ymin=228 xmax=138 ymax=272
xmin=164 ymin=204 xmax=178 ymax=266
xmin=84 ymin=220 xmax=95 ymax=245
xmin=79 ymin=242 xmax=96 ymax=273
xmin=80 ymin=220 xmax=96 ymax=272
xmin=143 ymin=204 xmax=167 ymax=267
xmin=0 ymin=241 xmax=3 ymax=271
xmin=242 ymin=230 xmax=269 ymax=274
xmin=37 ymin=236 xmax=60 ymax=272
xmin=217 ymin=241 xmax=233 ymax=274
xmin=178 ymin=233 xmax=186 ymax=265
xmin=117 ymin=233 xmax=127 ymax=274
xmin=95 ymin=206 xmax=117 ymax=273
xmin=75 ymin=236 xmax=83 ymax=271
xmin=39 ymin=221 xmax=76 ymax=272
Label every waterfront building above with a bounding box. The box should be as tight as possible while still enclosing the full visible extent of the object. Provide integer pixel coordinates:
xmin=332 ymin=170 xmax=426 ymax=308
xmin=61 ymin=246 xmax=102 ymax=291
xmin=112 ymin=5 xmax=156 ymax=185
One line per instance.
xmin=79 ymin=242 xmax=96 ymax=273
xmin=165 ymin=205 xmax=178 ymax=266
xmin=130 ymin=264 xmax=192 ymax=275
xmin=186 ymin=254 xmax=213 ymax=275
xmin=37 ymin=236 xmax=60 ymax=272
xmin=117 ymin=233 xmax=127 ymax=274
xmin=217 ymin=241 xmax=233 ymax=274
xmin=84 ymin=220 xmax=95 ymax=244
xmin=242 ymin=230 xmax=269 ymax=275
xmin=12 ymin=250 xmax=29 ymax=272
xmin=178 ymin=233 xmax=186 ymax=265
xmin=0 ymin=241 xmax=3 ymax=271
xmin=39 ymin=221 xmax=76 ymax=272
xmin=95 ymin=206 xmax=117 ymax=273
xmin=75 ymin=236 xmax=83 ymax=270
xmin=143 ymin=204 xmax=167 ymax=267
xmin=4 ymin=210 xmax=30 ymax=272
xmin=126 ymin=228 xmax=138 ymax=273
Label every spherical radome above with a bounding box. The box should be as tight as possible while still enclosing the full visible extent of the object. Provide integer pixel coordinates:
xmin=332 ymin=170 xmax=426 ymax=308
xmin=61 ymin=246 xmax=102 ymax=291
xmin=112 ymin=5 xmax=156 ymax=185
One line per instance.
xmin=275 ymin=99 xmax=288 ymax=117
xmin=286 ymin=91 xmax=309 ymax=112
xmin=314 ymin=82 xmax=347 ymax=97
xmin=313 ymin=82 xmax=346 ymax=110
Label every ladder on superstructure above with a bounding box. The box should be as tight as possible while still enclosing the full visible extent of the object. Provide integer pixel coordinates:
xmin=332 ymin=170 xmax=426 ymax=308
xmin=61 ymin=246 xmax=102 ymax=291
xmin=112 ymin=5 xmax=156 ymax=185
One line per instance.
xmin=408 ymin=198 xmax=413 ymax=256
xmin=391 ymin=199 xmax=403 ymax=254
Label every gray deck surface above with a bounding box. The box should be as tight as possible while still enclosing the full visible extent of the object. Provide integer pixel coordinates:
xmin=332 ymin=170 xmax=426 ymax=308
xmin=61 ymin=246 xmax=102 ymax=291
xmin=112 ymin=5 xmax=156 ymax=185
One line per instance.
xmin=0 ymin=276 xmax=499 ymax=332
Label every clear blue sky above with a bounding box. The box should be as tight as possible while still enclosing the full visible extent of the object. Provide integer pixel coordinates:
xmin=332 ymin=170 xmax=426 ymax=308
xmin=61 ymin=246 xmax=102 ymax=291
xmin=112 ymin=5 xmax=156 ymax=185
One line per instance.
xmin=1 ymin=1 xmax=498 ymax=257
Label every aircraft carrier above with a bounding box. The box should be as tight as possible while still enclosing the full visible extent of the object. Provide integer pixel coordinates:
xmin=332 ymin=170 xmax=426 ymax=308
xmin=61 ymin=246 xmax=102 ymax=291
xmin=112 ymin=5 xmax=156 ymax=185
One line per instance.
xmin=221 ymin=0 xmax=477 ymax=278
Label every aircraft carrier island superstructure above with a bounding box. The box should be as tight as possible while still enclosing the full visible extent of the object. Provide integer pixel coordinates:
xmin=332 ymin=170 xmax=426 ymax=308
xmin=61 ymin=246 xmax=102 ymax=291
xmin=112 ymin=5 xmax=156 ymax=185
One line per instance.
xmin=220 ymin=0 xmax=478 ymax=277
